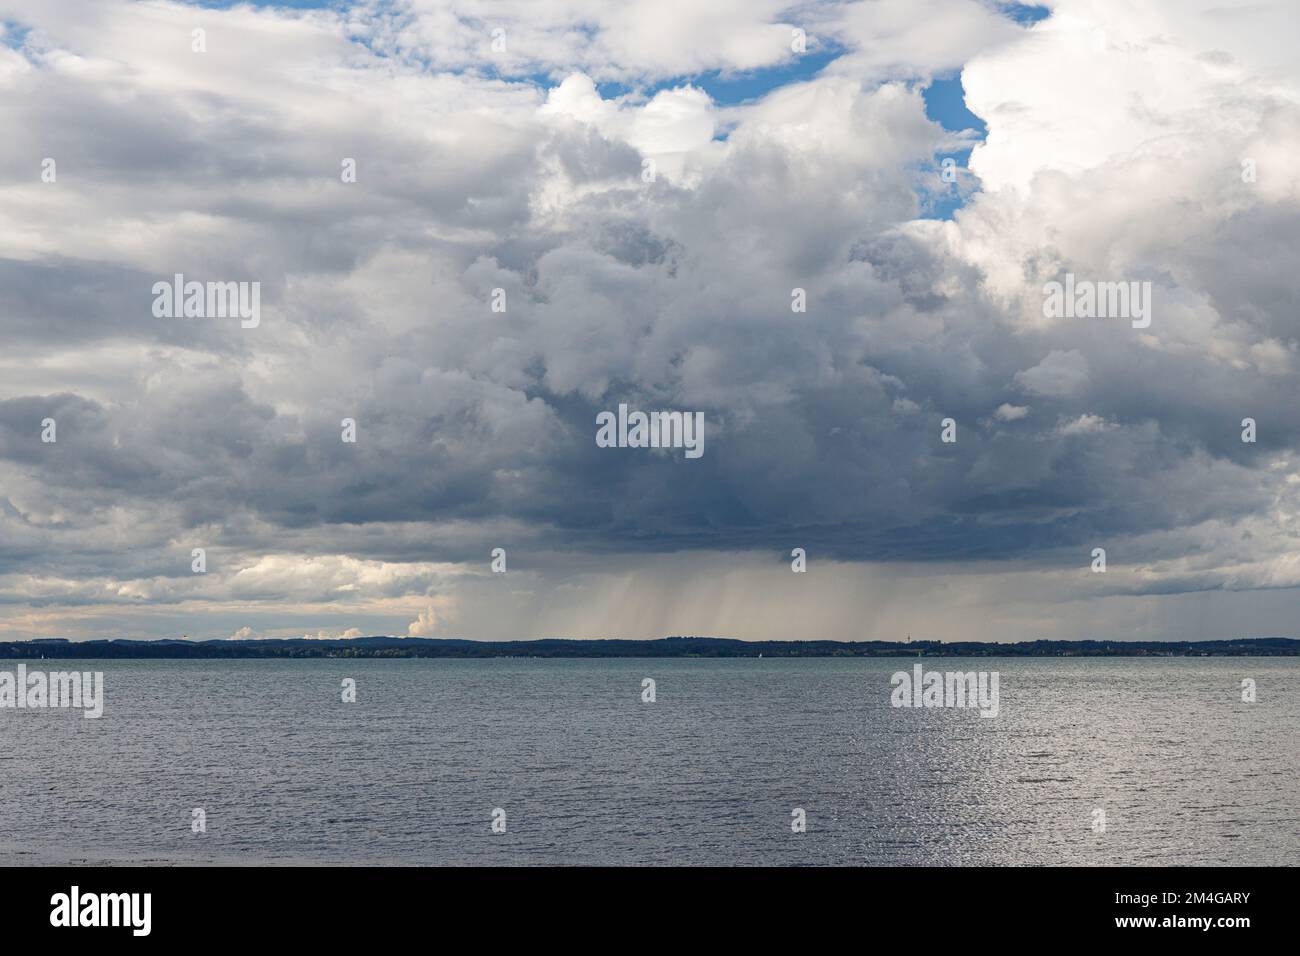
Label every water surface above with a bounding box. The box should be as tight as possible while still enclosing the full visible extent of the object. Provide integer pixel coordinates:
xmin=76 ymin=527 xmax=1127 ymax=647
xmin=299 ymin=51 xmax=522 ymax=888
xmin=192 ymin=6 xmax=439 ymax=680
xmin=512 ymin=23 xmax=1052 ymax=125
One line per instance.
xmin=1 ymin=657 xmax=1295 ymax=865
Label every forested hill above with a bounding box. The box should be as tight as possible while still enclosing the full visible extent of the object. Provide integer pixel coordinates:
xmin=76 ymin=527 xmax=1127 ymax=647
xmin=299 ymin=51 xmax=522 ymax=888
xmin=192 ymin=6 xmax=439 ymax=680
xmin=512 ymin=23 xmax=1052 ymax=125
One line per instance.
xmin=1 ymin=636 xmax=1296 ymax=659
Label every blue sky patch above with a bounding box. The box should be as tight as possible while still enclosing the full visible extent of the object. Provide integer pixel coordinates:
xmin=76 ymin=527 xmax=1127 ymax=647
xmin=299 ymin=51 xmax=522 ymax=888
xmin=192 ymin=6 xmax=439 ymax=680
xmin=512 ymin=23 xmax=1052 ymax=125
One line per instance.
xmin=1 ymin=20 xmax=32 ymax=49
xmin=998 ymin=3 xmax=1052 ymax=25
xmin=596 ymin=46 xmax=844 ymax=106
xmin=919 ymin=74 xmax=988 ymax=220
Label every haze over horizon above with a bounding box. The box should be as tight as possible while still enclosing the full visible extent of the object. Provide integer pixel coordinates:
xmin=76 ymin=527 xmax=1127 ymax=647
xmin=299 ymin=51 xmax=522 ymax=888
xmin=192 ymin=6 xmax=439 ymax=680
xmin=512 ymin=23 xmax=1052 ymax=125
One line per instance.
xmin=2 ymin=0 xmax=1299 ymax=643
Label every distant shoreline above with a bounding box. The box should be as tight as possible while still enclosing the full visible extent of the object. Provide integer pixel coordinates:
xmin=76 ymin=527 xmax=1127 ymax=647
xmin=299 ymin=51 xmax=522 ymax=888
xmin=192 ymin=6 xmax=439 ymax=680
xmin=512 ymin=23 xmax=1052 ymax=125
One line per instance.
xmin=1 ymin=636 xmax=1296 ymax=659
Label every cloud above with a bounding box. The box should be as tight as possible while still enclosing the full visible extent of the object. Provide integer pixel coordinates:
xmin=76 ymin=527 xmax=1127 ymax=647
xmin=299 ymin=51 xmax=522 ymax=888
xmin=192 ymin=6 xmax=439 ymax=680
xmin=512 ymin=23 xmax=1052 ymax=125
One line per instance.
xmin=1056 ymin=413 xmax=1116 ymax=436
xmin=407 ymin=597 xmax=457 ymax=637
xmin=225 ymin=624 xmax=366 ymax=641
xmin=367 ymin=0 xmax=805 ymax=82
xmin=0 ymin=0 xmax=1298 ymax=642
xmin=1014 ymin=349 xmax=1091 ymax=396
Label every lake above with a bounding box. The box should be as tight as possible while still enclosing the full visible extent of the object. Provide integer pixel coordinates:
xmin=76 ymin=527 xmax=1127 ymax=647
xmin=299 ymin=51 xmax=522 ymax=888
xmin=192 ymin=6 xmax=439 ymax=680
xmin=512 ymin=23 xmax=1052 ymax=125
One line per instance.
xmin=1 ymin=657 xmax=1295 ymax=865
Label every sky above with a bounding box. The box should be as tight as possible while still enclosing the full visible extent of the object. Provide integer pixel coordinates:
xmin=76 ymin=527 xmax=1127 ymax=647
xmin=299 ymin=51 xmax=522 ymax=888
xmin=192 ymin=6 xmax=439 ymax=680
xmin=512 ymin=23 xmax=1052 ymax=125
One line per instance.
xmin=0 ymin=0 xmax=1298 ymax=643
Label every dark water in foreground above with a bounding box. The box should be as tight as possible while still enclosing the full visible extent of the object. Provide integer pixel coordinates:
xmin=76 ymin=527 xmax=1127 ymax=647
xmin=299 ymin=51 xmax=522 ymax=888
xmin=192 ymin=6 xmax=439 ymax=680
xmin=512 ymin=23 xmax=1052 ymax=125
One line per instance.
xmin=1 ymin=657 xmax=1295 ymax=865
